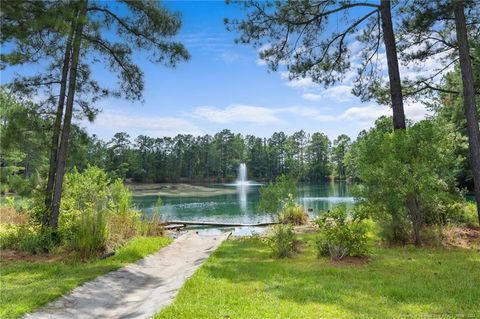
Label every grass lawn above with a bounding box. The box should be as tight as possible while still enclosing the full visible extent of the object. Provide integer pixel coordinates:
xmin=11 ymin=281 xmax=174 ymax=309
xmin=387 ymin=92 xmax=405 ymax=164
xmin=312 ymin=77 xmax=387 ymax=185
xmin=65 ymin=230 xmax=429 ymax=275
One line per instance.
xmin=0 ymin=236 xmax=171 ymax=318
xmin=156 ymin=234 xmax=480 ymax=319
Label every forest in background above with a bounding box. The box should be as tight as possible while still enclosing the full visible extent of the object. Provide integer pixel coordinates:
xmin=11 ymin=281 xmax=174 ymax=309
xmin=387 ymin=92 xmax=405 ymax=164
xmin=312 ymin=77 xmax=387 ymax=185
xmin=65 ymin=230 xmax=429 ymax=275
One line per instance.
xmin=1 ymin=52 xmax=478 ymax=193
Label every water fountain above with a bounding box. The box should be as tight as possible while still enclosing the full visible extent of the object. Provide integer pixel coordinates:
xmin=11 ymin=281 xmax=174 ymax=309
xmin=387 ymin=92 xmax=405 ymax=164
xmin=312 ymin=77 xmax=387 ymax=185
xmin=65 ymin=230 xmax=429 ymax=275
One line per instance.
xmin=236 ymin=163 xmax=249 ymax=212
xmin=237 ymin=163 xmax=248 ymax=185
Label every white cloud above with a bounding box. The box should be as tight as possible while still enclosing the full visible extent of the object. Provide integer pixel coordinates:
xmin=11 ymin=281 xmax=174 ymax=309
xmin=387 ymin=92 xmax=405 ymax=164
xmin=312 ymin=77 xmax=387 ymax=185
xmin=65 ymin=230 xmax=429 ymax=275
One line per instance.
xmin=404 ymin=101 xmax=430 ymax=121
xmin=193 ymin=104 xmax=282 ymax=124
xmin=85 ymin=111 xmax=202 ymax=137
xmin=321 ymin=85 xmax=354 ymax=102
xmin=285 ymin=77 xmax=318 ymax=89
xmin=336 ymin=102 xmax=429 ymax=123
xmin=281 ymin=71 xmax=318 ymax=89
xmin=256 ymin=58 xmax=267 ymax=66
xmin=301 ymin=85 xmax=354 ymax=102
xmin=339 ymin=104 xmax=390 ymax=121
xmin=301 ymin=93 xmax=322 ymax=101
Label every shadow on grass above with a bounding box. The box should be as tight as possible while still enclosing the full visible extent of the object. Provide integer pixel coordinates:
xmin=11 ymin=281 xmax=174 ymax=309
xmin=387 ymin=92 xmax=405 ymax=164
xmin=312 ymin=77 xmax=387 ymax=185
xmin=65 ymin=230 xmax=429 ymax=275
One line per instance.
xmin=200 ymin=236 xmax=480 ymax=318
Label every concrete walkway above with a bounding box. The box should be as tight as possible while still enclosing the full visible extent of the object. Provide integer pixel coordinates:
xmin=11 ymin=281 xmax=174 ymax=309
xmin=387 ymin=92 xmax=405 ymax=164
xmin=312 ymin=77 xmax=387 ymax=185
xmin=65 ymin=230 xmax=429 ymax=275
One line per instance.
xmin=24 ymin=231 xmax=230 ymax=319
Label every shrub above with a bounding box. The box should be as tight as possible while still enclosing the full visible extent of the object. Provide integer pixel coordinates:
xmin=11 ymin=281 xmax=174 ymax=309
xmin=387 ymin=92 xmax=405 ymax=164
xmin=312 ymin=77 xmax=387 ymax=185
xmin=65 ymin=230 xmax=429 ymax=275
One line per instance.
xmin=0 ymin=224 xmax=23 ymax=249
xmin=71 ymin=208 xmax=108 ymax=258
xmin=315 ymin=205 xmax=369 ymax=260
xmin=0 ymin=224 xmax=55 ymax=254
xmin=109 ymin=179 xmax=132 ymax=215
xmin=265 ymin=224 xmax=299 ymax=258
xmin=60 ymin=166 xmax=111 ymax=257
xmin=351 ymin=118 xmax=461 ymax=246
xmin=257 ymin=175 xmax=297 ymax=214
xmin=445 ymin=202 xmax=478 ymax=227
xmin=18 ymin=228 xmax=56 ymax=254
xmin=278 ymin=199 xmax=308 ymax=225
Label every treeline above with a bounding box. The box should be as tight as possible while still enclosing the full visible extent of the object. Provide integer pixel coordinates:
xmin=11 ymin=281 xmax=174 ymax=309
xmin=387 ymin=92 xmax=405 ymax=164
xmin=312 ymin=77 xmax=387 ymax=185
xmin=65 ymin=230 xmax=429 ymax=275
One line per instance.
xmin=1 ymin=91 xmax=348 ymax=189
xmin=85 ymin=130 xmax=350 ymax=183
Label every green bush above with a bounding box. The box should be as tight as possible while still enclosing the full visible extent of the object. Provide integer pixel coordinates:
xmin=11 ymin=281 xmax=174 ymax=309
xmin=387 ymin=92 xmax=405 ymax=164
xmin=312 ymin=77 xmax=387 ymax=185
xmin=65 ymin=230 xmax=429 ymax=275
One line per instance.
xmin=18 ymin=228 xmax=56 ymax=254
xmin=265 ymin=224 xmax=299 ymax=258
xmin=445 ymin=202 xmax=478 ymax=227
xmin=315 ymin=205 xmax=369 ymax=260
xmin=71 ymin=208 xmax=108 ymax=258
xmin=0 ymin=224 xmax=23 ymax=249
xmin=350 ymin=118 xmax=461 ymax=246
xmin=257 ymin=175 xmax=297 ymax=214
xmin=0 ymin=224 xmax=55 ymax=254
xmin=109 ymin=179 xmax=132 ymax=215
xmin=60 ymin=166 xmax=111 ymax=257
xmin=4 ymin=166 xmax=160 ymax=256
xmin=278 ymin=198 xmax=308 ymax=225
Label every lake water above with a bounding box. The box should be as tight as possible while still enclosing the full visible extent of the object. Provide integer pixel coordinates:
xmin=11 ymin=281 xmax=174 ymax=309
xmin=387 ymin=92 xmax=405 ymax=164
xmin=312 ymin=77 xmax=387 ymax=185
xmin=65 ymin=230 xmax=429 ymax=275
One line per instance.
xmin=132 ymin=182 xmax=354 ymax=234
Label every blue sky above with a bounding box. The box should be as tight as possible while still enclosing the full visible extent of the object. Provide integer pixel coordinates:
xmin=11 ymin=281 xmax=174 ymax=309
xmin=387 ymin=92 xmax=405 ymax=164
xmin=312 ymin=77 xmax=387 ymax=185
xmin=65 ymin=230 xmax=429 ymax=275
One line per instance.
xmin=3 ymin=1 xmax=434 ymax=141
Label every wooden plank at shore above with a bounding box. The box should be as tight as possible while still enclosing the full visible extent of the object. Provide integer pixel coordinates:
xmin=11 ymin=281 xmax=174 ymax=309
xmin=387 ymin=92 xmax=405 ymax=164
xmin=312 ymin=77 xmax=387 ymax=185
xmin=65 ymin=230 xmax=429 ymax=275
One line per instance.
xmin=163 ymin=224 xmax=186 ymax=230
xmin=162 ymin=220 xmax=278 ymax=227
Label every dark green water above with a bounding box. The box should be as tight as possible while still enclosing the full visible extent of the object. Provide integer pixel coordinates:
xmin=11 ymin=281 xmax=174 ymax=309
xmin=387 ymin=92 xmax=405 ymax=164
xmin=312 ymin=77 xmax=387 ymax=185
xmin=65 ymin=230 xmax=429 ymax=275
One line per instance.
xmin=132 ymin=182 xmax=354 ymax=225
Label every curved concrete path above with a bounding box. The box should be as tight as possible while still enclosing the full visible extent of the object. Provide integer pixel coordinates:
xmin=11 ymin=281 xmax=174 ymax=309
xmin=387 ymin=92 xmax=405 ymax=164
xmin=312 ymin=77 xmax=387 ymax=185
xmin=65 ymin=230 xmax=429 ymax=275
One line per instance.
xmin=24 ymin=231 xmax=230 ymax=319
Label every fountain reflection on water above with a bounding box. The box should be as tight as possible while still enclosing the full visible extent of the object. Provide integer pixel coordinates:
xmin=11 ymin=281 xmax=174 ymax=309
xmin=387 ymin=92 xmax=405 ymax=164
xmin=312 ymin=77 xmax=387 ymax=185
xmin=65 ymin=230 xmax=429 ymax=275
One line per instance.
xmin=236 ymin=163 xmax=249 ymax=213
xmin=224 ymin=163 xmax=262 ymax=213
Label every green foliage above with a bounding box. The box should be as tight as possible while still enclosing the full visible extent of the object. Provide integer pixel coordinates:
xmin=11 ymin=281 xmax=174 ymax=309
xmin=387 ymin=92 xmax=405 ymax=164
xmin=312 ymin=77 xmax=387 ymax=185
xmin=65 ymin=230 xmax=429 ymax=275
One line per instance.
xmin=0 ymin=90 xmax=49 ymax=195
xmin=315 ymin=205 xmax=369 ymax=260
xmin=18 ymin=228 xmax=56 ymax=254
xmin=445 ymin=202 xmax=479 ymax=227
xmin=352 ymin=118 xmax=461 ymax=245
xmin=109 ymin=178 xmax=132 ymax=215
xmin=257 ymin=175 xmax=298 ymax=214
xmin=265 ymin=224 xmax=299 ymax=258
xmin=332 ymin=134 xmax=351 ymax=179
xmin=59 ymin=166 xmax=110 ymax=256
xmin=278 ymin=199 xmax=308 ymax=225
xmin=0 ymin=225 xmax=55 ymax=254
xmin=20 ymin=165 xmax=161 ymax=256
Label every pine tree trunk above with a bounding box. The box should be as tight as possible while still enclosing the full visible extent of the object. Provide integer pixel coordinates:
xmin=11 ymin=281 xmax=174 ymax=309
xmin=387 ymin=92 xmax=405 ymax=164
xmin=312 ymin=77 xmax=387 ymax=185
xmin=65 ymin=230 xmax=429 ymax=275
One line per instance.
xmin=454 ymin=0 xmax=480 ymax=224
xmin=42 ymin=17 xmax=76 ymax=227
xmin=380 ymin=0 xmax=406 ymax=130
xmin=49 ymin=0 xmax=88 ymax=229
xmin=406 ymin=194 xmax=423 ymax=247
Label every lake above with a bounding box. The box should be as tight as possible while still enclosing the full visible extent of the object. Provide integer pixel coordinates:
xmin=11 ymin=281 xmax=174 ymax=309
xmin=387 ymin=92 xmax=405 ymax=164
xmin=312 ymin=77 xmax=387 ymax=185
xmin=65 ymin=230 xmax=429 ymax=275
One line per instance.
xmin=132 ymin=182 xmax=355 ymax=234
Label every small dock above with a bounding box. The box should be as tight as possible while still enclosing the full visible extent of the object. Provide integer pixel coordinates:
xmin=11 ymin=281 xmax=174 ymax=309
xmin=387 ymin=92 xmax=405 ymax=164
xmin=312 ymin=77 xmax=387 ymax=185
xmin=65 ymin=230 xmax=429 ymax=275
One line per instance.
xmin=162 ymin=220 xmax=278 ymax=230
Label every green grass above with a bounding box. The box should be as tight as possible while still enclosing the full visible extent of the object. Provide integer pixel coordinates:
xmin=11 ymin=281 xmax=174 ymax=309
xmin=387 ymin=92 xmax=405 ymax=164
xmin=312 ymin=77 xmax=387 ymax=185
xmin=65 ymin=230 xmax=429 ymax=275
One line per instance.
xmin=156 ymin=234 xmax=480 ymax=319
xmin=0 ymin=236 xmax=171 ymax=318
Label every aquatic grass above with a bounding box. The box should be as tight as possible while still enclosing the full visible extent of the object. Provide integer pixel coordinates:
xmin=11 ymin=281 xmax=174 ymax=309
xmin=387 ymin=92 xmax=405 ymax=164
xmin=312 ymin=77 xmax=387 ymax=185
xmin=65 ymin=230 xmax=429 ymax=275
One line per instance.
xmin=156 ymin=234 xmax=480 ymax=319
xmin=0 ymin=236 xmax=171 ymax=318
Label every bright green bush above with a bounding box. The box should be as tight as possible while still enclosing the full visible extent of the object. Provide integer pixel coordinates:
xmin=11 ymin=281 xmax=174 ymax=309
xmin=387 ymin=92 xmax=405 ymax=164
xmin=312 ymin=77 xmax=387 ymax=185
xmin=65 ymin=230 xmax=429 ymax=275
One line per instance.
xmin=278 ymin=197 xmax=308 ymax=225
xmin=0 ymin=224 xmax=23 ymax=249
xmin=18 ymin=228 xmax=56 ymax=254
xmin=350 ymin=118 xmax=461 ymax=246
xmin=265 ymin=224 xmax=299 ymax=258
xmin=315 ymin=205 xmax=369 ymax=260
xmin=3 ymin=166 xmax=162 ymax=256
xmin=0 ymin=224 xmax=55 ymax=254
xmin=109 ymin=179 xmax=132 ymax=215
xmin=60 ymin=166 xmax=110 ymax=255
xmin=444 ymin=202 xmax=478 ymax=227
xmin=257 ymin=175 xmax=297 ymax=214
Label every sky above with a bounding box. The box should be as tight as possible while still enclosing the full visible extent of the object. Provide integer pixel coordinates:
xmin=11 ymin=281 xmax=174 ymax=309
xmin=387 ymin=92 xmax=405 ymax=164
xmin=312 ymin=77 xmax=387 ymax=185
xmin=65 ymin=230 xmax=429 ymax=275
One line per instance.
xmin=2 ymin=1 xmax=440 ymax=142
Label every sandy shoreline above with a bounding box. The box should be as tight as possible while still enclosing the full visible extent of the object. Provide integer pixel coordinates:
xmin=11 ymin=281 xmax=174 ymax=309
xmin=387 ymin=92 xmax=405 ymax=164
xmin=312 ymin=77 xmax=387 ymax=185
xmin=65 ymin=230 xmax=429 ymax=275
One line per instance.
xmin=128 ymin=183 xmax=237 ymax=197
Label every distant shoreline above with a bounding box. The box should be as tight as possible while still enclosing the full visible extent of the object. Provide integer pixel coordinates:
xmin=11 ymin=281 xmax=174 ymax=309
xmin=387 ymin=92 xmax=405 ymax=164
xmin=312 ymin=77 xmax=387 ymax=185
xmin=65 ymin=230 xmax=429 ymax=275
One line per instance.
xmin=127 ymin=183 xmax=238 ymax=197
